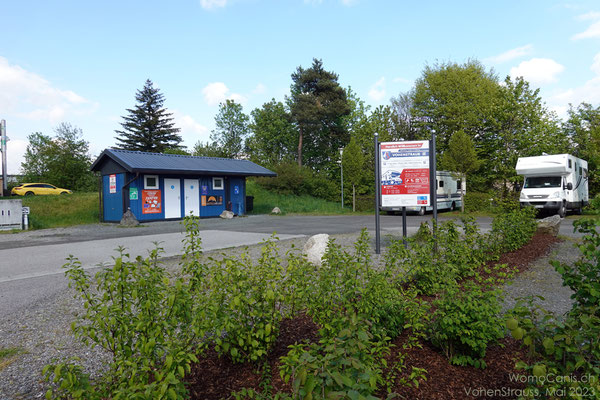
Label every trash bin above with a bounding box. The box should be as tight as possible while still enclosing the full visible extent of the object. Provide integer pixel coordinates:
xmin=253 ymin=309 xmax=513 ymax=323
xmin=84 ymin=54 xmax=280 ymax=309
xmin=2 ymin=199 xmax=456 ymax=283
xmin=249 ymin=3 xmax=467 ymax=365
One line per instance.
xmin=246 ymin=196 xmax=254 ymax=212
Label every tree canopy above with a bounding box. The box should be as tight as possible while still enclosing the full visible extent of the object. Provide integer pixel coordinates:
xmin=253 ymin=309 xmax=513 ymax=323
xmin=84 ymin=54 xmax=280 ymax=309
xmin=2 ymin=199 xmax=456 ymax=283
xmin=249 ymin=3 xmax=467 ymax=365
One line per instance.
xmin=288 ymin=58 xmax=351 ymax=170
xmin=21 ymin=123 xmax=96 ymax=191
xmin=210 ymin=99 xmax=250 ymax=159
xmin=247 ymin=99 xmax=296 ymax=166
xmin=114 ymin=79 xmax=182 ymax=152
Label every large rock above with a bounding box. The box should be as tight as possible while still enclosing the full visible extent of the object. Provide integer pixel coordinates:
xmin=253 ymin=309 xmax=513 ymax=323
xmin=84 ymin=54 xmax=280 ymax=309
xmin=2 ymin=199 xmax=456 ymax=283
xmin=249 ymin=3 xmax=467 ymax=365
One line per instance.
xmin=220 ymin=210 xmax=234 ymax=219
xmin=120 ymin=208 xmax=139 ymax=227
xmin=303 ymin=233 xmax=329 ymax=266
xmin=271 ymin=207 xmax=282 ymax=215
xmin=537 ymin=214 xmax=562 ymax=236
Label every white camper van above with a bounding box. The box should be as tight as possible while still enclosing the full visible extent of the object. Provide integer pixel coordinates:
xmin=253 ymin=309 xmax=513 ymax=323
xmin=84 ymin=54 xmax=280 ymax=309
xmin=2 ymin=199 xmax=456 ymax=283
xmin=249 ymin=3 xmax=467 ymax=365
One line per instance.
xmin=516 ymin=154 xmax=588 ymax=217
xmin=382 ymin=171 xmax=464 ymax=216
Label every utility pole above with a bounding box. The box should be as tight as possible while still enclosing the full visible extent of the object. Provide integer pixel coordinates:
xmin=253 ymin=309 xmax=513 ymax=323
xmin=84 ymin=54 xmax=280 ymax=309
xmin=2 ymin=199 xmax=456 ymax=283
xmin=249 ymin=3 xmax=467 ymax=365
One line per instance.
xmin=1 ymin=120 xmax=7 ymax=197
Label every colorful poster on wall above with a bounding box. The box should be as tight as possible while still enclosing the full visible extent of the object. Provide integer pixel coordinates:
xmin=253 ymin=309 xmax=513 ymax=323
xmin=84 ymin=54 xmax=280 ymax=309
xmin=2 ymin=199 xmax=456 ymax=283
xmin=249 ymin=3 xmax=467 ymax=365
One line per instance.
xmin=206 ymin=195 xmax=223 ymax=206
xmin=142 ymin=190 xmax=162 ymax=214
xmin=380 ymin=141 xmax=430 ymax=207
xmin=129 ymin=187 xmax=138 ymax=200
xmin=109 ymin=174 xmax=117 ymax=194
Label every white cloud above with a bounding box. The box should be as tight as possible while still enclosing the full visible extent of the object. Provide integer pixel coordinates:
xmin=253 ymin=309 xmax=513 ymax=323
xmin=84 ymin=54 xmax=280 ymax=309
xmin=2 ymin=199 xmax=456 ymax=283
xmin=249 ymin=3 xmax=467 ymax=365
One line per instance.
xmin=368 ymin=77 xmax=386 ymax=102
xmin=0 ymin=56 xmax=93 ymax=123
xmin=572 ymin=12 xmax=600 ymax=40
xmin=548 ymin=53 xmax=600 ymax=119
xmin=340 ymin=0 xmax=358 ymax=6
xmin=485 ymin=44 xmax=533 ymax=64
xmin=253 ymin=83 xmax=267 ymax=95
xmin=200 ymin=0 xmax=227 ymax=10
xmin=591 ymin=53 xmax=600 ymax=75
xmin=201 ymin=82 xmax=247 ymax=106
xmin=509 ymin=58 xmax=565 ymax=85
xmin=577 ymin=11 xmax=600 ymax=20
xmin=172 ymin=110 xmax=210 ymax=147
xmin=5 ymin=138 xmax=28 ymax=175
xmin=392 ymin=77 xmax=411 ymax=84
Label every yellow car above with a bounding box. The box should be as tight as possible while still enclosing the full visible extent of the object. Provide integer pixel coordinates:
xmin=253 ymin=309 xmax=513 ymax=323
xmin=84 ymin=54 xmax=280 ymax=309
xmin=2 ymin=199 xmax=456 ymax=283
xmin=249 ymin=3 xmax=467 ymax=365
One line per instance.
xmin=11 ymin=183 xmax=73 ymax=196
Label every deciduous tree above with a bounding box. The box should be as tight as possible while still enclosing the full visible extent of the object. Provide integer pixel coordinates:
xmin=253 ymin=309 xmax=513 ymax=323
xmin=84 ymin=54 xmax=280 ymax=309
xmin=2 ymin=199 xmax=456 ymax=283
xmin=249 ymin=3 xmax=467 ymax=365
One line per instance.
xmin=342 ymin=136 xmax=364 ymax=211
xmin=22 ymin=123 xmax=96 ymax=191
xmin=210 ymin=99 xmax=250 ymax=159
xmin=247 ymin=99 xmax=296 ymax=166
xmin=441 ymin=129 xmax=481 ymax=212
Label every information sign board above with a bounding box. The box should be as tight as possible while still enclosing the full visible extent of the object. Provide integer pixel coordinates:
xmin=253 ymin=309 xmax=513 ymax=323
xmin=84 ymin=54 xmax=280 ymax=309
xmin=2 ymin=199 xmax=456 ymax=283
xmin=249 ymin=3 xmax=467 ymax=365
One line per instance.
xmin=380 ymin=141 xmax=430 ymax=207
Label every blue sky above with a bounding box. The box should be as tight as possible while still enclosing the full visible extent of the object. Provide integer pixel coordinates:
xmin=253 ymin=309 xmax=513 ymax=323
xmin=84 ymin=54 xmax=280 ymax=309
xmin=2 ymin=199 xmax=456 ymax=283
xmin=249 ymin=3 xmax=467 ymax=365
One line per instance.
xmin=1 ymin=0 xmax=600 ymax=174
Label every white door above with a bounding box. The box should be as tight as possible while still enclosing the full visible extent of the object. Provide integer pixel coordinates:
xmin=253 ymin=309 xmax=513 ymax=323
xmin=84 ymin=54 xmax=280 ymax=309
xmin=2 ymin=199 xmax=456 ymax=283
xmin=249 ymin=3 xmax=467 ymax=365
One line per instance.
xmin=164 ymin=179 xmax=181 ymax=219
xmin=184 ymin=179 xmax=200 ymax=216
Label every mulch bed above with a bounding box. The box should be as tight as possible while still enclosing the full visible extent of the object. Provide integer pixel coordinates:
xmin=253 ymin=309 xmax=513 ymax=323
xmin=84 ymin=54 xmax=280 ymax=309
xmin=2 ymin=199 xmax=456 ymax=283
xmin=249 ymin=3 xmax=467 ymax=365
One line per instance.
xmin=186 ymin=231 xmax=561 ymax=399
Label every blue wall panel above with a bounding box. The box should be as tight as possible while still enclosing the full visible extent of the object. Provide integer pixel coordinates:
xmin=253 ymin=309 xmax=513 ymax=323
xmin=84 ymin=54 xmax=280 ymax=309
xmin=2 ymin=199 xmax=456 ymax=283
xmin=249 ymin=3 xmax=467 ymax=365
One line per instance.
xmin=229 ymin=177 xmax=245 ymax=215
xmin=102 ymin=173 xmax=124 ymax=222
xmin=200 ymin=177 xmax=225 ymax=217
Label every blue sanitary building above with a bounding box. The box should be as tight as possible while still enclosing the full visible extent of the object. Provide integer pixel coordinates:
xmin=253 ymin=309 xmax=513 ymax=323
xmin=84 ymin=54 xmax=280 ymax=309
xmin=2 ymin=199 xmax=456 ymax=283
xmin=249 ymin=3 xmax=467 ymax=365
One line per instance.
xmin=90 ymin=149 xmax=276 ymax=222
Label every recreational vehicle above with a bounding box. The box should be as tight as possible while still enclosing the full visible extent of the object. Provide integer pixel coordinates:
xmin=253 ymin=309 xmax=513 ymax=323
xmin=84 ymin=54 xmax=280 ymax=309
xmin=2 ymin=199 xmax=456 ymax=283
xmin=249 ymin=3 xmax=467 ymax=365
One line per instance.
xmin=516 ymin=154 xmax=588 ymax=217
xmin=383 ymin=171 xmax=464 ymax=216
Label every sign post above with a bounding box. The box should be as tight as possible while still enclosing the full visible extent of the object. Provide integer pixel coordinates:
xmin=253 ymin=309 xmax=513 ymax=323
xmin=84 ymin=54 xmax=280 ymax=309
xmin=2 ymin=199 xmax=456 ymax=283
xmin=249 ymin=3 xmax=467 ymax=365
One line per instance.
xmin=374 ymin=133 xmax=381 ymax=254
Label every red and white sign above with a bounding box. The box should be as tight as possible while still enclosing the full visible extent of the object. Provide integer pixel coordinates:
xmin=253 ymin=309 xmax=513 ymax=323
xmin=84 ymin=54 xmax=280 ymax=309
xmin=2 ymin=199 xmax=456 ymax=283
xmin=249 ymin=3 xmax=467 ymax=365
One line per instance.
xmin=380 ymin=141 xmax=430 ymax=207
xmin=109 ymin=174 xmax=117 ymax=194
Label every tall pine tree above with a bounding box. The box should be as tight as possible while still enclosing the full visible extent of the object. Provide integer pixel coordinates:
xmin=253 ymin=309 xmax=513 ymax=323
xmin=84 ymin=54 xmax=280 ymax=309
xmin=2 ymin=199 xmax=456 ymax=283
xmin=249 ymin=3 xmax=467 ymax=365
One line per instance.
xmin=114 ymin=79 xmax=182 ymax=152
xmin=288 ymin=58 xmax=351 ymax=170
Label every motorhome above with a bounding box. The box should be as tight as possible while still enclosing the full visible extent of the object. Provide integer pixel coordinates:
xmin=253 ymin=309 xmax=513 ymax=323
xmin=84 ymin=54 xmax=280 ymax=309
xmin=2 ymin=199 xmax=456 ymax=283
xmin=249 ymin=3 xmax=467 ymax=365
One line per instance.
xmin=516 ymin=154 xmax=588 ymax=217
xmin=383 ymin=171 xmax=464 ymax=216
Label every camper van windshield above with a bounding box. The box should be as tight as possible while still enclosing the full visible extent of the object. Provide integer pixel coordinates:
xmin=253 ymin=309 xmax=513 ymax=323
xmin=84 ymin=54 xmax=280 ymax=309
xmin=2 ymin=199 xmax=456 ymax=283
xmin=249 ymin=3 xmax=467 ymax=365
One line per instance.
xmin=524 ymin=176 xmax=562 ymax=188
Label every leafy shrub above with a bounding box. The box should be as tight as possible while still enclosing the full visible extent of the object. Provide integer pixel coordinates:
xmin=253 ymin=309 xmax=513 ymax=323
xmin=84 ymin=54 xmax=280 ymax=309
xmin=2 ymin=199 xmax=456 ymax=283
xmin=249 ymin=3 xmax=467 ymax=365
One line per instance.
xmin=354 ymin=195 xmax=374 ymax=212
xmin=506 ymin=218 xmax=600 ymax=396
xmin=210 ymin=248 xmax=282 ymax=363
xmin=428 ymin=280 xmax=504 ymax=368
xmin=464 ymin=191 xmax=493 ymax=213
xmin=552 ymin=218 xmax=600 ymax=310
xmin=45 ymin=245 xmax=205 ymax=399
xmin=254 ymin=162 xmax=339 ymax=202
xmin=279 ymin=314 xmax=392 ymax=400
xmin=490 ymin=206 xmax=537 ymax=253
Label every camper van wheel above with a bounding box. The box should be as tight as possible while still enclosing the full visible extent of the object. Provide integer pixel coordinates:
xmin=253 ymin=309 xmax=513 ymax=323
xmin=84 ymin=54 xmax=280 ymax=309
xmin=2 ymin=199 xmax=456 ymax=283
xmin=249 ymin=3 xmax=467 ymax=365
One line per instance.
xmin=558 ymin=202 xmax=567 ymax=218
xmin=418 ymin=207 xmax=425 ymax=216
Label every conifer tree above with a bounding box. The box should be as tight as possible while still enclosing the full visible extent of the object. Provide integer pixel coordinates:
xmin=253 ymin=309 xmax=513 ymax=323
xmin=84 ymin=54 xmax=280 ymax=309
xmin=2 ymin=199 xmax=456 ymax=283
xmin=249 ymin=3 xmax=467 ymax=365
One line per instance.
xmin=114 ymin=79 xmax=182 ymax=152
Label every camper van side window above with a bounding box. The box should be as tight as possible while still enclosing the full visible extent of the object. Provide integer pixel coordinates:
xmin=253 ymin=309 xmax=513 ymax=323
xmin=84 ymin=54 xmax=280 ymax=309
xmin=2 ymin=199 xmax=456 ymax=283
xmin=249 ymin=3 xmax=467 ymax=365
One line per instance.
xmin=580 ymin=166 xmax=583 ymax=175
xmin=439 ymin=181 xmax=444 ymax=188
xmin=568 ymin=159 xmax=572 ymax=169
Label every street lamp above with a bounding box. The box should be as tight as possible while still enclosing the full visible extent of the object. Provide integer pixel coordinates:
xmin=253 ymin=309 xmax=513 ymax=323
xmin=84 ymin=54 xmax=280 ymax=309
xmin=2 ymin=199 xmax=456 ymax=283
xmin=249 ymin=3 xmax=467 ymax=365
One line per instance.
xmin=339 ymin=147 xmax=344 ymax=209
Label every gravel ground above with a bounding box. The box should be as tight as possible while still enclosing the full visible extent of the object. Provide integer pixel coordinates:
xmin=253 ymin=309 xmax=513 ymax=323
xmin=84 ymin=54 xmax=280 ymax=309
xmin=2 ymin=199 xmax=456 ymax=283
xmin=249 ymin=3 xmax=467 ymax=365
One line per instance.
xmin=0 ymin=231 xmax=581 ymax=400
xmin=501 ymin=238 xmax=577 ymax=317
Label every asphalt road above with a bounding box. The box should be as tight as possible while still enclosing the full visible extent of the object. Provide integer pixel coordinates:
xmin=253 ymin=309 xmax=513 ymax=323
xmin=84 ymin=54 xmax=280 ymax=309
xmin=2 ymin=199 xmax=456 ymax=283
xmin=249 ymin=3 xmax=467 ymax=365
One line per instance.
xmin=0 ymin=213 xmax=582 ymax=318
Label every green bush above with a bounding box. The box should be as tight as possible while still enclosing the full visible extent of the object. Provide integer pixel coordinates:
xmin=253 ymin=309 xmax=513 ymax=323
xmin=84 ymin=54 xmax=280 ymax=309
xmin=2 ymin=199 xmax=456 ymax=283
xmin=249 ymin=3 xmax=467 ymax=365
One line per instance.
xmin=490 ymin=207 xmax=537 ymax=253
xmin=209 ymin=241 xmax=283 ymax=363
xmin=463 ymin=191 xmax=493 ymax=212
xmin=254 ymin=162 xmax=339 ymax=202
xmin=505 ymin=218 xmax=600 ymax=396
xmin=45 ymin=245 xmax=206 ymax=399
xmin=428 ymin=280 xmax=505 ymax=368
xmin=279 ymin=314 xmax=393 ymax=400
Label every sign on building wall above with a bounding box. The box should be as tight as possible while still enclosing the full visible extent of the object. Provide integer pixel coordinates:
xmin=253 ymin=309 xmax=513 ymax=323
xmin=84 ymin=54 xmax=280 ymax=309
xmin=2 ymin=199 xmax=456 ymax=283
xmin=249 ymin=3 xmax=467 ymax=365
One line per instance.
xmin=129 ymin=187 xmax=138 ymax=200
xmin=109 ymin=174 xmax=117 ymax=194
xmin=380 ymin=141 xmax=430 ymax=207
xmin=142 ymin=190 xmax=162 ymax=214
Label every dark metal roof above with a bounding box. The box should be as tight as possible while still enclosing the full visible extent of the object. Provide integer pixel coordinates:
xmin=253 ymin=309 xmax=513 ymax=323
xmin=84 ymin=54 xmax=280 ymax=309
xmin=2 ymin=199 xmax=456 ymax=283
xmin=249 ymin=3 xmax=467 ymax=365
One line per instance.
xmin=91 ymin=149 xmax=277 ymax=177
